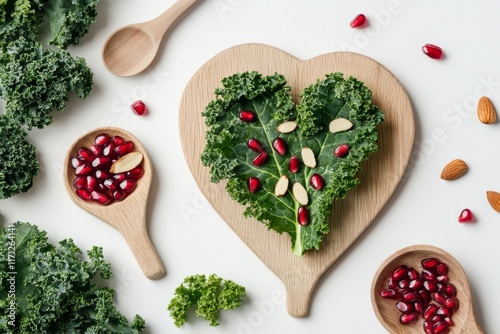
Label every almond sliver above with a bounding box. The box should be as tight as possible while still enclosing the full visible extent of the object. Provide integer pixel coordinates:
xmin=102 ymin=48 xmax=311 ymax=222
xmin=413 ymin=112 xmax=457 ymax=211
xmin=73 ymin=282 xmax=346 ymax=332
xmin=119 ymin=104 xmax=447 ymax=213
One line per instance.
xmin=110 ymin=152 xmax=143 ymax=174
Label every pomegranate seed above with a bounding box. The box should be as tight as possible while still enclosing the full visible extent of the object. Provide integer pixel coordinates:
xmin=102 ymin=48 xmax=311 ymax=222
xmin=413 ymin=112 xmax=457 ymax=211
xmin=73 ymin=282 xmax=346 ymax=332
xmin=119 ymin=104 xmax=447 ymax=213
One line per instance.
xmin=120 ymin=179 xmax=136 ymax=192
xmin=103 ymin=143 xmax=117 ymax=158
xmin=95 ymin=169 xmax=111 ymax=180
xmin=111 ymin=136 xmax=125 ymax=145
xmin=419 ymin=289 xmax=432 ymax=303
xmin=75 ymin=164 xmax=93 ymax=176
xmin=95 ymin=133 xmax=110 ymax=146
xmin=86 ymin=176 xmax=98 ymax=192
xmin=92 ymin=156 xmax=111 ymax=169
xmin=432 ymin=321 xmax=449 ymax=334
xmin=402 ymin=292 xmax=419 ymax=303
xmin=433 ymin=292 xmax=447 ymax=305
xmin=115 ymin=141 xmax=134 ymax=156
xmin=444 ymin=297 xmax=459 ymax=311
xmin=380 ymin=289 xmax=397 ymax=298
xmin=252 ymin=151 xmax=268 ymax=166
xmin=408 ymin=279 xmax=422 ymax=290
xmin=407 ymin=267 xmax=419 ymax=280
xmin=76 ymin=189 xmax=91 ymax=201
xmin=443 ymin=284 xmax=456 ymax=297
xmin=297 ymin=206 xmax=309 ymax=226
xmin=443 ymin=316 xmax=454 ymax=326
xmin=414 ymin=301 xmax=425 ymax=315
xmin=131 ymin=100 xmax=147 ymax=115
xmin=247 ymin=138 xmax=264 ymax=153
xmin=334 ymin=144 xmax=350 ymax=157
xmin=423 ymin=320 xmax=433 ymax=334
xmin=423 ymin=304 xmax=438 ymax=320
xmin=422 ymin=43 xmax=443 ymax=60
xmin=422 ymin=258 xmax=440 ymax=270
xmin=247 ymin=177 xmax=260 ymax=193
xmin=289 ymin=156 xmax=301 ymax=173
xmin=436 ymin=306 xmax=451 ymax=317
xmin=423 ymin=280 xmax=438 ymax=292
xmin=103 ymin=179 xmax=117 ymax=191
xmin=398 ymin=279 xmax=409 ymax=289
xmin=90 ymin=144 xmax=103 ymax=156
xmin=350 ymin=13 xmax=367 ymax=28
xmin=113 ymin=189 xmax=127 ymax=201
xmin=239 ymin=110 xmax=256 ymax=122
xmin=422 ymin=269 xmax=436 ymax=281
xmin=96 ymin=182 xmax=106 ymax=192
xmin=458 ymin=208 xmax=474 ymax=223
xmin=436 ymin=275 xmax=448 ymax=282
xmin=73 ymin=176 xmax=86 ymax=189
xmin=127 ymin=167 xmax=144 ymax=179
xmin=272 ymin=137 xmax=287 ymax=156
xmin=91 ymin=191 xmax=112 ymax=205
xmin=309 ymin=174 xmax=325 ymax=190
xmin=399 ymin=312 xmax=418 ymax=324
xmin=78 ymin=147 xmax=96 ymax=163
xmin=391 ymin=265 xmax=409 ymax=281
xmin=387 ymin=277 xmax=398 ymax=289
xmin=113 ymin=173 xmax=127 ymax=183
xmin=436 ymin=263 xmax=448 ymax=275
xmin=396 ymin=301 xmax=414 ymax=313
xmin=71 ymin=157 xmax=85 ymax=168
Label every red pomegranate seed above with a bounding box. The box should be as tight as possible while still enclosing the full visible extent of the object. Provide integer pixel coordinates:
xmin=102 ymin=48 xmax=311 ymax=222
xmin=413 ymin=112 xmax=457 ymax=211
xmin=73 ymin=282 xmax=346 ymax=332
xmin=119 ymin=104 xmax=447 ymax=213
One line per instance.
xmin=433 ymin=292 xmax=447 ymax=305
xmin=419 ymin=289 xmax=432 ymax=303
xmin=86 ymin=176 xmax=98 ymax=192
xmin=120 ymin=179 xmax=136 ymax=192
xmin=458 ymin=208 xmax=474 ymax=223
xmin=399 ymin=312 xmax=418 ymax=324
xmin=297 ymin=206 xmax=309 ymax=226
xmin=443 ymin=284 xmax=456 ymax=297
xmin=334 ymin=144 xmax=350 ymax=157
xmin=252 ymin=151 xmax=268 ymax=166
xmin=310 ymin=174 xmax=324 ymax=190
xmin=423 ymin=304 xmax=438 ymax=320
xmin=437 ymin=306 xmax=451 ymax=317
xmin=112 ymin=136 xmax=125 ymax=145
xmin=350 ymin=14 xmax=366 ymax=28
xmin=387 ymin=277 xmax=398 ymax=289
xmin=380 ymin=289 xmax=397 ymax=298
xmin=96 ymin=182 xmax=106 ymax=192
xmin=91 ymin=191 xmax=112 ymax=205
xmin=436 ymin=275 xmax=448 ymax=282
xmin=391 ymin=265 xmax=409 ymax=281
xmin=90 ymin=144 xmax=103 ymax=156
xmin=131 ymin=100 xmax=147 ymax=115
xmin=78 ymin=147 xmax=96 ymax=163
xmin=103 ymin=179 xmax=117 ymax=191
xmin=402 ymin=292 xmax=419 ymax=303
xmin=76 ymin=189 xmax=91 ymax=201
xmin=239 ymin=110 xmax=256 ymax=122
xmin=103 ymin=143 xmax=117 ymax=158
xmin=95 ymin=133 xmax=110 ymax=147
xmin=422 ymin=43 xmax=443 ymax=60
xmin=73 ymin=176 xmax=86 ymax=189
xmin=247 ymin=176 xmax=260 ymax=193
xmin=396 ymin=301 xmax=414 ymax=313
xmin=272 ymin=137 xmax=287 ymax=156
xmin=113 ymin=189 xmax=127 ymax=201
xmin=127 ymin=167 xmax=144 ymax=179
xmin=247 ymin=138 xmax=264 ymax=153
xmin=289 ymin=156 xmax=301 ymax=173
xmin=422 ymin=258 xmax=440 ymax=270
xmin=113 ymin=173 xmax=127 ymax=183
xmin=436 ymin=263 xmax=448 ymax=275
xmin=398 ymin=279 xmax=409 ymax=289
xmin=423 ymin=280 xmax=438 ymax=292
xmin=71 ymin=157 xmax=85 ymax=168
xmin=115 ymin=141 xmax=134 ymax=156
xmin=408 ymin=279 xmax=422 ymax=290
xmin=422 ymin=269 xmax=436 ymax=281
xmin=423 ymin=320 xmax=433 ymax=334
xmin=443 ymin=316 xmax=454 ymax=326
xmin=414 ymin=301 xmax=425 ymax=315
xmin=432 ymin=321 xmax=449 ymax=334
xmin=92 ymin=156 xmax=111 ymax=169
xmin=407 ymin=267 xmax=419 ymax=280
xmin=95 ymin=169 xmax=111 ymax=180
xmin=444 ymin=297 xmax=459 ymax=311
xmin=75 ymin=164 xmax=92 ymax=176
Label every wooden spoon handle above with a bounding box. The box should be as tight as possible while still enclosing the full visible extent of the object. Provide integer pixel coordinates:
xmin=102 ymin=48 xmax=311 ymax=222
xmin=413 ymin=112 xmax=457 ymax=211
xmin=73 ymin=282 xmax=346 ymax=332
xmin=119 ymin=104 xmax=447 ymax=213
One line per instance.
xmin=150 ymin=0 xmax=198 ymax=40
xmin=284 ymin=277 xmax=315 ymax=317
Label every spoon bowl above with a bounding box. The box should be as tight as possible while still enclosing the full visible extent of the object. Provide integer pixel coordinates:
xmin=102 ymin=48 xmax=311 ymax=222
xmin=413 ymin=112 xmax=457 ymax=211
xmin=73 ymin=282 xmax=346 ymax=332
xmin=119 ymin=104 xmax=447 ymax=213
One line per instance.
xmin=63 ymin=127 xmax=165 ymax=280
xmin=371 ymin=245 xmax=484 ymax=333
xmin=102 ymin=0 xmax=198 ymax=76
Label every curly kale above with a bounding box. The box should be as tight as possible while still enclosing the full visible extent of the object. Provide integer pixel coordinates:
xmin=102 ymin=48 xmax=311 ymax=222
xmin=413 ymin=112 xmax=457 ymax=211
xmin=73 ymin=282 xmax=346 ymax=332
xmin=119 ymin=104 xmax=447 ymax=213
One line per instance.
xmin=0 ymin=222 xmax=146 ymax=333
xmin=168 ymin=274 xmax=246 ymax=327
xmin=0 ymin=115 xmax=40 ymax=199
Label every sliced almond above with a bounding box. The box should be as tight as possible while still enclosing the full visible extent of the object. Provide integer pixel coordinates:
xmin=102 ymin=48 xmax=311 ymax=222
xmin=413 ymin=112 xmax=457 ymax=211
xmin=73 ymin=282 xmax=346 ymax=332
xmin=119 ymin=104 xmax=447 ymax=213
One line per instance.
xmin=477 ymin=96 xmax=496 ymax=124
xmin=292 ymin=182 xmax=308 ymax=205
xmin=487 ymin=191 xmax=500 ymax=213
xmin=301 ymin=147 xmax=316 ymax=168
xmin=109 ymin=151 xmax=143 ymax=174
xmin=276 ymin=121 xmax=297 ymax=133
xmin=274 ymin=175 xmax=289 ymax=196
xmin=329 ymin=118 xmax=353 ymax=133
xmin=440 ymin=159 xmax=467 ymax=180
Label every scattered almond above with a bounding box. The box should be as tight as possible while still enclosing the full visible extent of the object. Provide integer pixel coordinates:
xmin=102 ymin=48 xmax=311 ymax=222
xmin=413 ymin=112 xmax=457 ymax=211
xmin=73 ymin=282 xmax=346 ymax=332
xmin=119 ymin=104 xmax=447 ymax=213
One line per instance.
xmin=109 ymin=151 xmax=143 ymax=174
xmin=276 ymin=121 xmax=297 ymax=133
xmin=274 ymin=175 xmax=289 ymax=196
xmin=477 ymin=96 xmax=496 ymax=124
xmin=301 ymin=147 xmax=316 ymax=168
xmin=440 ymin=159 xmax=467 ymax=180
xmin=486 ymin=191 xmax=500 ymax=213
xmin=292 ymin=183 xmax=308 ymax=205
xmin=329 ymin=118 xmax=353 ymax=133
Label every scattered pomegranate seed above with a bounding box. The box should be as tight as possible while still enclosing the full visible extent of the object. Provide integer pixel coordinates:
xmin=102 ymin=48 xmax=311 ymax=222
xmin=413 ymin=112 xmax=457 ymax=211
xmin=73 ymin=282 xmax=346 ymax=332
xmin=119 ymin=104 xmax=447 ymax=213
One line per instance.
xmin=297 ymin=206 xmax=309 ymax=226
xmin=95 ymin=133 xmax=110 ymax=146
xmin=86 ymin=176 xmax=98 ymax=191
xmin=120 ymin=179 xmax=136 ymax=192
xmin=91 ymin=191 xmax=112 ymax=205
xmin=247 ymin=138 xmax=264 ymax=153
xmin=73 ymin=176 xmax=86 ymax=189
xmin=115 ymin=141 xmax=134 ymax=156
xmin=95 ymin=170 xmax=111 ymax=180
xmin=104 ymin=179 xmax=117 ymax=191
xmin=289 ymin=156 xmax=301 ymax=173
xmin=75 ymin=164 xmax=93 ymax=176
xmin=399 ymin=312 xmax=418 ymax=325
xmin=127 ymin=167 xmax=144 ymax=179
xmin=252 ymin=151 xmax=268 ymax=166
xmin=76 ymin=189 xmax=91 ymax=201
xmin=71 ymin=157 xmax=85 ymax=168
xmin=131 ymin=100 xmax=147 ymax=115
xmin=391 ymin=265 xmax=409 ymax=281
xmin=239 ymin=110 xmax=256 ymax=122
xmin=113 ymin=189 xmax=127 ymax=201
xmin=113 ymin=173 xmax=127 ymax=183
xmin=422 ymin=258 xmax=439 ymax=270
xmin=309 ymin=174 xmax=325 ymax=190
xmin=92 ymin=156 xmax=111 ymax=169
xmin=432 ymin=321 xmax=449 ymax=334
xmin=380 ymin=289 xmax=397 ymax=298
xmin=112 ymin=136 xmax=125 ymax=145
xmin=78 ymin=147 xmax=96 ymax=163
xmin=334 ymin=144 xmax=350 ymax=157
xmin=458 ymin=208 xmax=474 ymax=223
xmin=90 ymin=144 xmax=103 ymax=156
xmin=103 ymin=143 xmax=116 ymax=158
xmin=422 ymin=43 xmax=443 ymax=60
xmin=272 ymin=137 xmax=287 ymax=156
xmin=350 ymin=14 xmax=367 ymax=28
xmin=247 ymin=176 xmax=260 ymax=193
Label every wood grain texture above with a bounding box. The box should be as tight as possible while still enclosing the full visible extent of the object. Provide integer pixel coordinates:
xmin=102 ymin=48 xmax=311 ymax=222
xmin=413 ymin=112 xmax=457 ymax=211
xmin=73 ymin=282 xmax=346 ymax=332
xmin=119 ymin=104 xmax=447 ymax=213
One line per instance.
xmin=178 ymin=44 xmax=415 ymax=317
xmin=63 ymin=127 xmax=165 ymax=280
xmin=371 ymin=245 xmax=484 ymax=333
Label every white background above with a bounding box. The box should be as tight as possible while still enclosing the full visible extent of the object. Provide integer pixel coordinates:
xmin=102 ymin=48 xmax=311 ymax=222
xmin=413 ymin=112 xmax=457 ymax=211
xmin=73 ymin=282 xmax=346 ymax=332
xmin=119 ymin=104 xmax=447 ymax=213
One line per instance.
xmin=2 ymin=0 xmax=500 ymax=333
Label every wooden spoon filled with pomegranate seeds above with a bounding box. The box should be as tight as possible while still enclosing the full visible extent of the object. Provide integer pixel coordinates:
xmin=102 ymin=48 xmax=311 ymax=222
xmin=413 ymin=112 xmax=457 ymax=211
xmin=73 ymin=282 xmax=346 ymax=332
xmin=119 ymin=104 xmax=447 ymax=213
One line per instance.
xmin=371 ymin=245 xmax=484 ymax=334
xmin=63 ymin=127 xmax=165 ymax=280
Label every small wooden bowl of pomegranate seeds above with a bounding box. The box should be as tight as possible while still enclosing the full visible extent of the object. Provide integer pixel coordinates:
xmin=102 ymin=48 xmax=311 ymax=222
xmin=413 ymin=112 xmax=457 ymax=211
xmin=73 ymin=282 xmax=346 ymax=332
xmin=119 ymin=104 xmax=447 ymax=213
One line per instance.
xmin=371 ymin=245 xmax=484 ymax=334
xmin=63 ymin=126 xmax=165 ymax=280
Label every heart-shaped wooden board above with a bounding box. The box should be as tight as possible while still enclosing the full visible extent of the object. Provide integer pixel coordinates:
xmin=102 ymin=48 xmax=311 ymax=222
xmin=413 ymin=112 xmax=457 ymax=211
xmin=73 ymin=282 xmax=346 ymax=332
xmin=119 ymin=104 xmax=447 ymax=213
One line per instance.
xmin=179 ymin=43 xmax=415 ymax=317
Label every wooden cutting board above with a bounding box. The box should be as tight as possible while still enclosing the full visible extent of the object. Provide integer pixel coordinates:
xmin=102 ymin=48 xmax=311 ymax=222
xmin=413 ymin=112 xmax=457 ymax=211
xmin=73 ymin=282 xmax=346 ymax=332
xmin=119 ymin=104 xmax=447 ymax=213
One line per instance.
xmin=178 ymin=43 xmax=415 ymax=317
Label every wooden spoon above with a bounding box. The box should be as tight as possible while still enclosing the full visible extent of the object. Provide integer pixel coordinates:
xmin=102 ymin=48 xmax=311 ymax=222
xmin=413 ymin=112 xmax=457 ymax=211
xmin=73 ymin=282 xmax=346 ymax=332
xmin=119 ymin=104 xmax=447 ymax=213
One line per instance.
xmin=63 ymin=127 xmax=165 ymax=280
xmin=102 ymin=0 xmax=198 ymax=76
xmin=371 ymin=245 xmax=484 ymax=333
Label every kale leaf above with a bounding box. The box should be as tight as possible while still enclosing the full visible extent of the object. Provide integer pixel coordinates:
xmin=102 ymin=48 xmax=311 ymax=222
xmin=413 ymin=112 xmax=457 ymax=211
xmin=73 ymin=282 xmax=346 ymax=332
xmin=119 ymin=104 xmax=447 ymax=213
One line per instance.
xmin=201 ymin=71 xmax=384 ymax=256
xmin=167 ymin=274 xmax=246 ymax=327
xmin=0 ymin=115 xmax=40 ymax=199
xmin=0 ymin=222 xmax=146 ymax=333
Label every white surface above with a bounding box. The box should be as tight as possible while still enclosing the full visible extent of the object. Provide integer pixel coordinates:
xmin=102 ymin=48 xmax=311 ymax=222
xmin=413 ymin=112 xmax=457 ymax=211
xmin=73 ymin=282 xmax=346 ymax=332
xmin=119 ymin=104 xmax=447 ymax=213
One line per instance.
xmin=2 ymin=0 xmax=500 ymax=333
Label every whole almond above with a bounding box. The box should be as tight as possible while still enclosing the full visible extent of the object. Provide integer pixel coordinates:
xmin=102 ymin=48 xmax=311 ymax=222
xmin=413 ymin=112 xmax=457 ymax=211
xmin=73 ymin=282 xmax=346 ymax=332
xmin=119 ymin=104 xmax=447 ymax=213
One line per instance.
xmin=274 ymin=175 xmax=289 ymax=196
xmin=477 ymin=96 xmax=496 ymax=124
xmin=329 ymin=118 xmax=353 ymax=133
xmin=440 ymin=159 xmax=467 ymax=180
xmin=486 ymin=191 xmax=500 ymax=212
xmin=292 ymin=182 xmax=308 ymax=205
